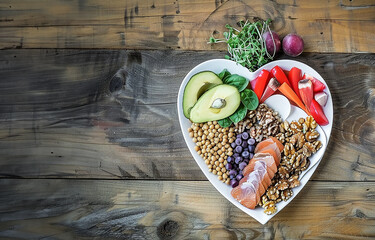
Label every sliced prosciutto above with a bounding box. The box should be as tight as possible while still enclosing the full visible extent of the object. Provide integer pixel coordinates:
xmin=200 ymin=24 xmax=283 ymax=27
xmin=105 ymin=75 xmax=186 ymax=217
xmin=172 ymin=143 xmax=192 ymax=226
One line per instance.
xmin=231 ymin=137 xmax=284 ymax=210
xmin=232 ymin=160 xmax=270 ymax=209
xmin=254 ymin=137 xmax=284 ymax=153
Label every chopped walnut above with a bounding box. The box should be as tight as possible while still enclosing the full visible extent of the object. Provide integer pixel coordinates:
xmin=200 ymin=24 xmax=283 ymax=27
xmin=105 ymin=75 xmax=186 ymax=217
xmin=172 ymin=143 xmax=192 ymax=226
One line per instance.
xmin=259 ymin=115 xmax=323 ymax=215
xmin=276 ymin=133 xmax=285 ymax=143
xmin=266 ymin=186 xmax=279 ymax=200
xmin=303 ymin=142 xmax=316 ymax=157
xmin=290 ymin=121 xmax=302 ymax=133
xmin=278 ymin=166 xmax=290 ymax=179
xmin=263 ymin=201 xmax=277 ymax=215
xmin=276 ymin=180 xmax=289 ymax=190
xmin=288 ymin=175 xmax=300 ymax=188
xmin=281 ymin=189 xmax=293 ymax=201
xmin=305 ymin=130 xmax=319 ymax=142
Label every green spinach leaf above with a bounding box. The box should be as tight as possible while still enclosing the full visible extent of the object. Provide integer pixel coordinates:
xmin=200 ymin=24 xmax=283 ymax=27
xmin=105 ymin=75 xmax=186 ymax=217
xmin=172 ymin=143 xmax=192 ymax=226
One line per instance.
xmin=223 ymin=74 xmax=249 ymax=92
xmin=241 ymin=89 xmax=259 ymax=110
xmin=229 ymin=104 xmax=247 ymax=123
xmin=218 ymin=69 xmax=231 ymax=80
xmin=218 ymin=117 xmax=232 ymax=128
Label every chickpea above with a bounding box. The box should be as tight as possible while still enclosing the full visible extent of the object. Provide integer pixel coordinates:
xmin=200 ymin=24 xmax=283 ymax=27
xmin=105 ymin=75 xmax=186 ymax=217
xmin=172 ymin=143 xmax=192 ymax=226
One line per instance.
xmin=215 ymin=161 xmax=219 ymax=166
xmin=217 ymin=171 xmax=222 ymax=176
xmin=219 ymin=157 xmax=224 ymax=163
xmin=218 ymin=175 xmax=223 ymax=180
xmin=192 ymin=138 xmax=197 ymax=143
xmin=189 ymin=132 xmax=194 ymax=138
xmin=212 ymin=170 xmax=217 ymax=175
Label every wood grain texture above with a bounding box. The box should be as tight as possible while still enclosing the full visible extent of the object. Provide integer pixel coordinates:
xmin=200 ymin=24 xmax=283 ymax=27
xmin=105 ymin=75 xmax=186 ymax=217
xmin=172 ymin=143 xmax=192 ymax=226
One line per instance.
xmin=0 ymin=0 xmax=374 ymax=52
xmin=0 ymin=49 xmax=374 ymax=181
xmin=0 ymin=179 xmax=374 ymax=239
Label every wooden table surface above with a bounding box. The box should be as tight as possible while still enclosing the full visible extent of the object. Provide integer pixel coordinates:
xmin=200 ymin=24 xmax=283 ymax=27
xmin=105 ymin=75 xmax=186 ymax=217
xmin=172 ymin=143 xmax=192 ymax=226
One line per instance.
xmin=0 ymin=0 xmax=375 ymax=239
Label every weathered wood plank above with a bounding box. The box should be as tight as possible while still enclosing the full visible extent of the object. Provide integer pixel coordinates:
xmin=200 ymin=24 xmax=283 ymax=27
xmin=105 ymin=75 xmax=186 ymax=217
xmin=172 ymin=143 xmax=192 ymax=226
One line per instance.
xmin=0 ymin=179 xmax=374 ymax=239
xmin=0 ymin=50 xmax=374 ymax=180
xmin=0 ymin=0 xmax=374 ymax=52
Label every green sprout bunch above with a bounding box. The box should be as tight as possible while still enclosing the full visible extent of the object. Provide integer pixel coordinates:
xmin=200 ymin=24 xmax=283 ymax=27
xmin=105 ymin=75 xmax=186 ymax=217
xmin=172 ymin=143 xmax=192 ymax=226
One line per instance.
xmin=209 ymin=19 xmax=275 ymax=72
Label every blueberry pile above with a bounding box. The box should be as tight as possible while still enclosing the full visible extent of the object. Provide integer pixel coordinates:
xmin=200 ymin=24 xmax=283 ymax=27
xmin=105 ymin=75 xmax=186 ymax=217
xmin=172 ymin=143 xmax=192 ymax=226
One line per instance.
xmin=225 ymin=131 xmax=257 ymax=188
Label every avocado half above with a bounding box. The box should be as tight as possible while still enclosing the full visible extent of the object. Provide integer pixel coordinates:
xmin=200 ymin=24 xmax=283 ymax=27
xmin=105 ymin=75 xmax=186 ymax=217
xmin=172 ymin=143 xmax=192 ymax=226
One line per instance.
xmin=190 ymin=84 xmax=241 ymax=123
xmin=182 ymin=71 xmax=223 ymax=118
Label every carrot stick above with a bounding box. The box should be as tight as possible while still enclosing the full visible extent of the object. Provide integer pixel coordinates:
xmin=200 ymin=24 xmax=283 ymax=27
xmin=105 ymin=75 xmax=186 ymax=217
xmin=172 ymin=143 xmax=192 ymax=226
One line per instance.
xmin=278 ymin=82 xmax=311 ymax=115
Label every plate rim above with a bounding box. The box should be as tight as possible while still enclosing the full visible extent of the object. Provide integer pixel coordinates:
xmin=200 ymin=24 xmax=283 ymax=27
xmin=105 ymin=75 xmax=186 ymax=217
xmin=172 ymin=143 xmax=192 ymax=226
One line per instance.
xmin=177 ymin=59 xmax=333 ymax=224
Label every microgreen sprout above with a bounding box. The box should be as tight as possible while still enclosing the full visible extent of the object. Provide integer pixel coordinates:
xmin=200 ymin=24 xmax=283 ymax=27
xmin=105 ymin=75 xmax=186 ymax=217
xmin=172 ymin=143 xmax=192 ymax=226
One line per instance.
xmin=208 ymin=19 xmax=276 ymax=71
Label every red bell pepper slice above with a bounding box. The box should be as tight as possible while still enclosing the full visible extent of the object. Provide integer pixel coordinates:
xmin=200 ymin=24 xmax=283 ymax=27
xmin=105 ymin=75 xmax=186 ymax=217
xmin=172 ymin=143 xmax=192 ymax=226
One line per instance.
xmin=310 ymin=99 xmax=329 ymax=126
xmin=303 ymin=73 xmax=326 ymax=93
xmin=259 ymin=77 xmax=280 ymax=103
xmin=288 ymin=67 xmax=302 ymax=99
xmin=250 ymin=69 xmax=270 ymax=100
xmin=298 ymin=79 xmax=313 ymax=111
xmin=271 ymin=66 xmax=291 ymax=87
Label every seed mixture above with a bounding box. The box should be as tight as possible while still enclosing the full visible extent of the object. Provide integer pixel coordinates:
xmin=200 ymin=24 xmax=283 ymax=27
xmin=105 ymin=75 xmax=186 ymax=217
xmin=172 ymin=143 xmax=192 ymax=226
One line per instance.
xmin=188 ymin=104 xmax=323 ymax=215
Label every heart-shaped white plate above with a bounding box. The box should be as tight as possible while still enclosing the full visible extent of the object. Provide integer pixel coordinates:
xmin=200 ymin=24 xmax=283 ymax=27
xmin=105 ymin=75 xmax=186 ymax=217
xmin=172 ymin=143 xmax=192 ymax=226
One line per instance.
xmin=177 ymin=59 xmax=333 ymax=224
